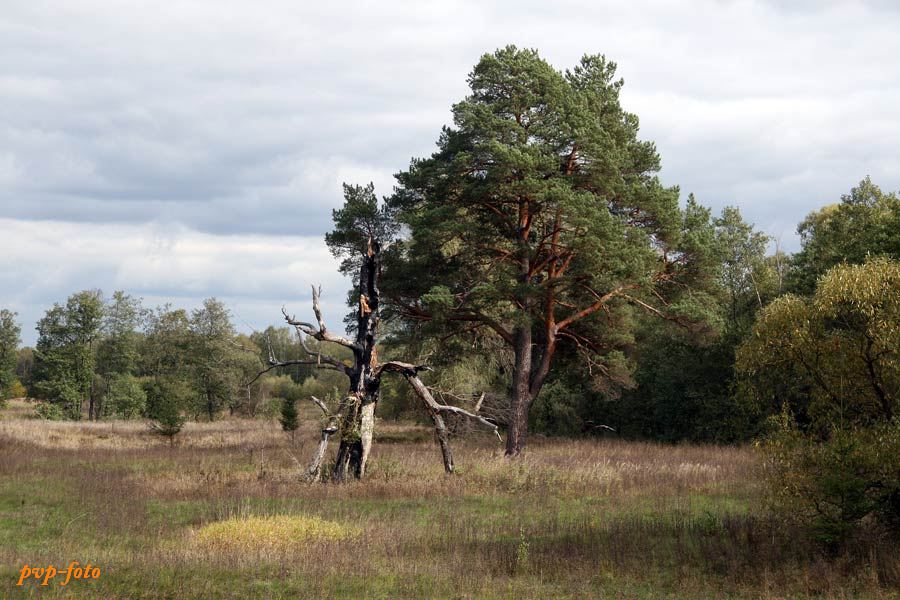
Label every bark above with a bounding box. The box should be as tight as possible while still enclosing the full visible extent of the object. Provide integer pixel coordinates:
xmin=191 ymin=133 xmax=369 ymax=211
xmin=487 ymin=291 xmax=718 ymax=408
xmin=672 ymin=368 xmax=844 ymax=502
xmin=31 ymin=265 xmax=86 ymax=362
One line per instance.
xmin=306 ymin=425 xmax=335 ymax=481
xmin=358 ymin=401 xmax=376 ymax=476
xmin=332 ymin=239 xmax=382 ymax=480
xmin=303 ymin=398 xmax=339 ymax=480
xmin=506 ymin=326 xmax=533 ymax=455
xmin=430 ymin=411 xmax=454 ymax=473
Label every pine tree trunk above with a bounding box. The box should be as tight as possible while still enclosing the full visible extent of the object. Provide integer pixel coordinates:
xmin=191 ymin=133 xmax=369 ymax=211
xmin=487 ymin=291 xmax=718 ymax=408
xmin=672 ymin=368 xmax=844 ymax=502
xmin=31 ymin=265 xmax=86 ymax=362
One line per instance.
xmin=506 ymin=326 xmax=533 ymax=456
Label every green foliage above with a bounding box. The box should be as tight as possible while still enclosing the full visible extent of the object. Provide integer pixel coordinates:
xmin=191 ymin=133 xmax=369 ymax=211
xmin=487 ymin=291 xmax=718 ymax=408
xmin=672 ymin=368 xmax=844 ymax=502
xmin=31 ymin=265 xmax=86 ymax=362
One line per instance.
xmin=141 ymin=305 xmax=191 ymax=380
xmin=611 ymin=327 xmax=763 ymax=442
xmin=279 ymin=397 xmax=299 ymax=434
xmin=747 ymin=257 xmax=900 ymax=545
xmin=788 ymin=177 xmax=900 ymax=295
xmin=530 ymin=380 xmax=583 ymax=436
xmin=385 ymin=46 xmax=722 ymax=446
xmin=606 ymin=205 xmax=773 ymax=442
xmin=31 ymin=290 xmax=104 ymax=418
xmin=738 ymin=258 xmax=899 ymax=428
xmin=15 ymin=347 xmax=34 ymax=391
xmin=34 ymin=401 xmax=66 ymax=421
xmin=145 ymin=378 xmax=187 ymax=440
xmin=104 ymin=374 xmax=147 ymax=419
xmin=97 ymin=291 xmax=144 ymax=375
xmin=7 ymin=379 xmax=27 ymax=401
xmin=387 ymin=46 xmax=687 ymax=332
xmin=764 ymin=421 xmax=900 ymax=544
xmin=0 ymin=309 xmax=21 ymax=401
xmin=188 ymin=298 xmax=250 ymax=420
xmin=325 ymin=182 xmax=399 ymax=277
xmin=249 ymin=327 xmax=316 ymax=383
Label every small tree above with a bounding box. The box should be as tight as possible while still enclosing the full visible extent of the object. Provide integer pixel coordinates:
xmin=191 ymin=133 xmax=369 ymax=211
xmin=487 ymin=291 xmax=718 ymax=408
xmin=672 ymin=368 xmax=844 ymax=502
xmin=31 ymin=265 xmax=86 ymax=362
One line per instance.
xmin=145 ymin=379 xmax=187 ymax=445
xmin=279 ymin=397 xmax=299 ymax=442
xmin=149 ymin=396 xmax=185 ymax=445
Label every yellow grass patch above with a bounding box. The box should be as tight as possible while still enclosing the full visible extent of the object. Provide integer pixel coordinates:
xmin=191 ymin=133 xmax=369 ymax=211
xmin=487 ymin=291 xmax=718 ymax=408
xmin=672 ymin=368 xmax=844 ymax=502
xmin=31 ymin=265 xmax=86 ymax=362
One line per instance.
xmin=191 ymin=515 xmax=359 ymax=554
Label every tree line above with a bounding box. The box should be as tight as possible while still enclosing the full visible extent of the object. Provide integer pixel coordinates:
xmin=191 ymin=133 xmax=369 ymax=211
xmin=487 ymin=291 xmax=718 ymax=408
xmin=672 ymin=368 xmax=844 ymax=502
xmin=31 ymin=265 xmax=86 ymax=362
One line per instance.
xmin=0 ymin=293 xmax=351 ymax=430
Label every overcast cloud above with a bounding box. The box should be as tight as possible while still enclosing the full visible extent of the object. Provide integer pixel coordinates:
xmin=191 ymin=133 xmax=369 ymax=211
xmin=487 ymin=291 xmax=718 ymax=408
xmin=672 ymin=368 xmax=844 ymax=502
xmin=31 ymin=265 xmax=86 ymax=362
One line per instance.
xmin=2 ymin=0 xmax=899 ymax=344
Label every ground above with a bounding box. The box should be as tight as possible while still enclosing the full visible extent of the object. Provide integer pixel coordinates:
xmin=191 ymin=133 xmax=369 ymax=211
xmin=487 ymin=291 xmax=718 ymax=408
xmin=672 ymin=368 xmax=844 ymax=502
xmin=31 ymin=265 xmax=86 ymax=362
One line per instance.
xmin=0 ymin=399 xmax=897 ymax=599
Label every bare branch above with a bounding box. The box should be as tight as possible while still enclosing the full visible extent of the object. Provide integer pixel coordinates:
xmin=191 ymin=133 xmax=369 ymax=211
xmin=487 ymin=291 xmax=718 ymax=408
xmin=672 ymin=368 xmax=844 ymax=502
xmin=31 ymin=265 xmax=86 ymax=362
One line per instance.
xmin=308 ymin=395 xmax=330 ymax=416
xmin=306 ymin=415 xmax=340 ymax=482
xmin=378 ymin=361 xmax=502 ymax=440
xmin=474 ymin=392 xmax=485 ymax=414
xmin=282 ymin=288 xmax=360 ymax=350
xmin=244 ymin=358 xmax=344 ymax=387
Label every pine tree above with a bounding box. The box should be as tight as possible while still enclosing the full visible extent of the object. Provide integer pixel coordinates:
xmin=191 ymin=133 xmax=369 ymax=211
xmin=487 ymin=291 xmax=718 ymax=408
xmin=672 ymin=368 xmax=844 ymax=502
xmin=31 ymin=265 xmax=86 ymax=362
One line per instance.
xmin=279 ymin=397 xmax=299 ymax=442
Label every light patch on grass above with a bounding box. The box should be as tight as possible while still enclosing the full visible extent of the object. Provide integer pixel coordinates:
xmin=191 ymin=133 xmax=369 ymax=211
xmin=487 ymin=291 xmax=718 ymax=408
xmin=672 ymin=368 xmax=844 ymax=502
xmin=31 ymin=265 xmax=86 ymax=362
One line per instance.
xmin=191 ymin=515 xmax=359 ymax=554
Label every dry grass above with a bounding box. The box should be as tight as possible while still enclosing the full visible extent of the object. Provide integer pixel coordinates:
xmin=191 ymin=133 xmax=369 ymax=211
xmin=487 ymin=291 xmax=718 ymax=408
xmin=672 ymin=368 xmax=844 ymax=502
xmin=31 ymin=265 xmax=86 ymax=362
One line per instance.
xmin=1 ymin=402 xmax=898 ymax=599
xmin=189 ymin=514 xmax=359 ymax=559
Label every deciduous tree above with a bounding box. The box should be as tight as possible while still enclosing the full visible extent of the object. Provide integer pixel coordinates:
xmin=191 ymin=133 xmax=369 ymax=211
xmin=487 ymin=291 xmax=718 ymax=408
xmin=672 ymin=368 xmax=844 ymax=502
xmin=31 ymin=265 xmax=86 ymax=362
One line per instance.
xmin=32 ymin=291 xmax=104 ymax=419
xmin=0 ymin=309 xmax=21 ymax=401
xmin=788 ymin=177 xmax=900 ymax=295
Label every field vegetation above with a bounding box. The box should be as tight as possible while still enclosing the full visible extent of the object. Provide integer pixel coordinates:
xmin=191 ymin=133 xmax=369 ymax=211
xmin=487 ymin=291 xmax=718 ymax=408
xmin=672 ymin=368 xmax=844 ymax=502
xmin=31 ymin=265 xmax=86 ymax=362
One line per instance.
xmin=2 ymin=399 xmax=898 ymax=599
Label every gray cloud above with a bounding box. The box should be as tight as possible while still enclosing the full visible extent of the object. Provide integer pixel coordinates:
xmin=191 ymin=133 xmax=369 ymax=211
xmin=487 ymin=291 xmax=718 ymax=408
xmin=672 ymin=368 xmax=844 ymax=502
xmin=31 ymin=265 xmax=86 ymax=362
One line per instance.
xmin=2 ymin=0 xmax=899 ymax=343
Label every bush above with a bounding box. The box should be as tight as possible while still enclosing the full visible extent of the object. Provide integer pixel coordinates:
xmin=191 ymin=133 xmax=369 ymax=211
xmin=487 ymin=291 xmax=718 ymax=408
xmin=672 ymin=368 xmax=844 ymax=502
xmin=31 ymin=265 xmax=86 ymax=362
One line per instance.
xmin=279 ymin=397 xmax=299 ymax=438
xmin=144 ymin=378 xmax=187 ymax=442
xmin=35 ymin=401 xmax=66 ymax=420
xmin=764 ymin=419 xmax=900 ymax=545
xmin=9 ymin=379 xmax=27 ymax=400
xmin=104 ymin=374 xmax=147 ymax=419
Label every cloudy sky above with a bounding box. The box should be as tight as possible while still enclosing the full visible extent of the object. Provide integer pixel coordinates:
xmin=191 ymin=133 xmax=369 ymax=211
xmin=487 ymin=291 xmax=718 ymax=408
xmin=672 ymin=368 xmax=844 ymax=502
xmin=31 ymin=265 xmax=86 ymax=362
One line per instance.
xmin=2 ymin=0 xmax=899 ymax=344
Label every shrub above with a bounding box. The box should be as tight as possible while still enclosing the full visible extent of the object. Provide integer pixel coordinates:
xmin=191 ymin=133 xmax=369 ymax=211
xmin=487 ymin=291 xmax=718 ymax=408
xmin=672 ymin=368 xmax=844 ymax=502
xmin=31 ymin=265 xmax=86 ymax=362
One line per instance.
xmin=279 ymin=397 xmax=299 ymax=440
xmin=764 ymin=419 xmax=900 ymax=545
xmin=9 ymin=379 xmax=27 ymax=399
xmin=35 ymin=401 xmax=66 ymax=421
xmin=104 ymin=374 xmax=147 ymax=419
xmin=145 ymin=378 xmax=187 ymax=442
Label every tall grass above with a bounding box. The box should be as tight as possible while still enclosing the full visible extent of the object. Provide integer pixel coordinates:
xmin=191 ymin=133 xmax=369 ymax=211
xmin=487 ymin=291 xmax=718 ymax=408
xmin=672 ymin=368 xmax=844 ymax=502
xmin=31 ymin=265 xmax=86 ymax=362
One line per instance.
xmin=1 ymin=401 xmax=897 ymax=598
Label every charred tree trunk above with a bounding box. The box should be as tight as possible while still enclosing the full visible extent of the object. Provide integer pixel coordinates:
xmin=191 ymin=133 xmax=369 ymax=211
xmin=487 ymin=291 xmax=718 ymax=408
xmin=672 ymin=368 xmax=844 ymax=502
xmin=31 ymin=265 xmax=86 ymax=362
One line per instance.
xmin=332 ymin=239 xmax=382 ymax=481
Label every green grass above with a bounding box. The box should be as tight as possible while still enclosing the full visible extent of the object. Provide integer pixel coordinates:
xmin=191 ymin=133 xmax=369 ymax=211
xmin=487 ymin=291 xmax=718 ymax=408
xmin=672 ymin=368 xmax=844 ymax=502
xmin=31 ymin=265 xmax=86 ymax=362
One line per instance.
xmin=1 ymin=414 xmax=897 ymax=598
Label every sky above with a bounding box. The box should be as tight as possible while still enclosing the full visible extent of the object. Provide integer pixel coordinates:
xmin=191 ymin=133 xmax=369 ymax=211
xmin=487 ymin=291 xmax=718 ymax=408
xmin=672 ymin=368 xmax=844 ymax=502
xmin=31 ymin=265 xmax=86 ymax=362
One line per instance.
xmin=2 ymin=0 xmax=899 ymax=345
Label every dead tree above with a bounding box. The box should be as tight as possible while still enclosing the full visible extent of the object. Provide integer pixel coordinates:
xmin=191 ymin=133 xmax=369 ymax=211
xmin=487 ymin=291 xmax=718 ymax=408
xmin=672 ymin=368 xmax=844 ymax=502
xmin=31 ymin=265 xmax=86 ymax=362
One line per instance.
xmin=253 ymin=239 xmax=499 ymax=481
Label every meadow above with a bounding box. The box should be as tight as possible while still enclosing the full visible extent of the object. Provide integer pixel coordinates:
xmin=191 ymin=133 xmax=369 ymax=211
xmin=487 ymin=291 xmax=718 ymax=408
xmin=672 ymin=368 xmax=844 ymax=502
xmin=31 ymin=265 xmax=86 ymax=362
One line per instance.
xmin=1 ymin=399 xmax=897 ymax=599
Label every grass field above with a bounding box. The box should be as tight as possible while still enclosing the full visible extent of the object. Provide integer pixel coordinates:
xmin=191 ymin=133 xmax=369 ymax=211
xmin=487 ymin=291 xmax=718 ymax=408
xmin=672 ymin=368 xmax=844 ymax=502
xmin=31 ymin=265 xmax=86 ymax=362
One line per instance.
xmin=1 ymin=399 xmax=897 ymax=599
